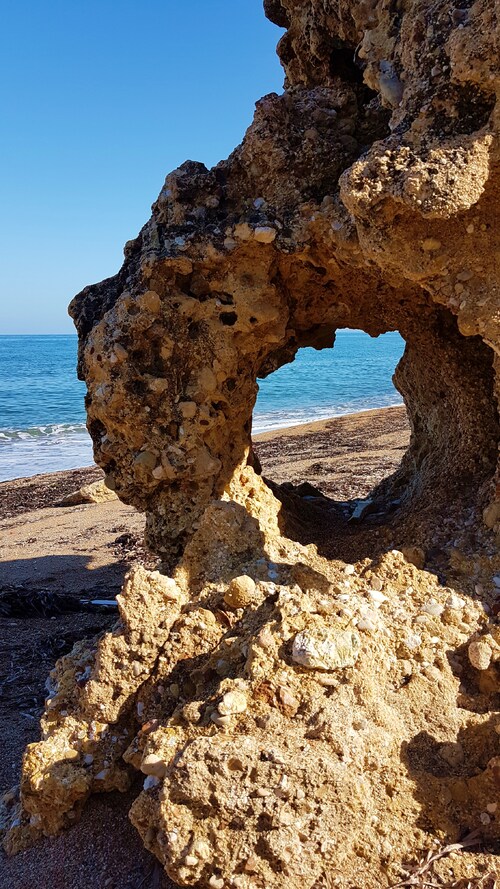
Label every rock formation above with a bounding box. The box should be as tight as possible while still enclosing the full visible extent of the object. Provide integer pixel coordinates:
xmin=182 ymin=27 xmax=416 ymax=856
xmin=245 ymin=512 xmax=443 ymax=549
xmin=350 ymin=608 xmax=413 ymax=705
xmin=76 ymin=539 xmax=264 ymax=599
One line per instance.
xmin=2 ymin=1 xmax=499 ymax=886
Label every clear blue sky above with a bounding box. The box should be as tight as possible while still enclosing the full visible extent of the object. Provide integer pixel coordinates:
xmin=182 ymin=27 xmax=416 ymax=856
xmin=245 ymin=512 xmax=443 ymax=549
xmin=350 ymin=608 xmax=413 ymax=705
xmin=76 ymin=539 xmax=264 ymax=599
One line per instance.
xmin=0 ymin=2 xmax=284 ymax=334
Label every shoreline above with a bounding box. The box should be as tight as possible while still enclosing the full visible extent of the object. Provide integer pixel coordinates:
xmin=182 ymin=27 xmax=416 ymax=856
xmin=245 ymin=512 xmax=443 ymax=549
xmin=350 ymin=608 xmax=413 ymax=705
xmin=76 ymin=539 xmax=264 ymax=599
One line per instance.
xmin=0 ymin=404 xmax=406 ymax=489
xmin=253 ymin=402 xmax=405 ymax=441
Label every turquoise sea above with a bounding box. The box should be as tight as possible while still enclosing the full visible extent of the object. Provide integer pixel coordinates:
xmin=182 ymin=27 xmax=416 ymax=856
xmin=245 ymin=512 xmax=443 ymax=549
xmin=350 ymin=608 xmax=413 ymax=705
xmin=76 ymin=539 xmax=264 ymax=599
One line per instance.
xmin=0 ymin=332 xmax=405 ymax=481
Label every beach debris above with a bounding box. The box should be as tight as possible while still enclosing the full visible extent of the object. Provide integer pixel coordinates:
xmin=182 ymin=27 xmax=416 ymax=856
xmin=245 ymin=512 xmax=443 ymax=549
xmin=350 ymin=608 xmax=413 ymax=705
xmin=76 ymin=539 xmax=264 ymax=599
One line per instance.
xmin=348 ymin=497 xmax=375 ymax=521
xmin=82 ymin=599 xmax=119 ymax=612
xmin=0 ymin=584 xmax=121 ymax=618
xmin=0 ymin=586 xmax=81 ymax=618
xmin=390 ymin=830 xmax=483 ymax=887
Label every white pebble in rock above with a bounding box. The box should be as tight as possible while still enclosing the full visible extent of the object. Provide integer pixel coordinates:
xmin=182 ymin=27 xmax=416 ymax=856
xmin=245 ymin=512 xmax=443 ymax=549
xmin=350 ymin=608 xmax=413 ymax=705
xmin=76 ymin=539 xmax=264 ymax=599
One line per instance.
xmin=218 ymin=690 xmax=247 ymax=716
xmin=445 ymin=593 xmax=466 ymax=610
xmin=422 ymin=599 xmax=444 ymax=617
xmin=292 ymin=625 xmax=360 ymax=671
xmin=254 ymin=226 xmax=277 ymax=243
xmin=143 ymin=775 xmax=161 ymax=790
xmin=403 ymin=632 xmax=422 ymax=651
xmin=368 ymin=589 xmax=387 ymax=606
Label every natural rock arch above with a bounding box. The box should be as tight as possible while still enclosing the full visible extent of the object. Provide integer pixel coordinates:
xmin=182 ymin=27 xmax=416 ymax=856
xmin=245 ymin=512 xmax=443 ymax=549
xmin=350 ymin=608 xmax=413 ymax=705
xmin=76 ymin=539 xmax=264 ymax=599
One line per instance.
xmin=3 ymin=2 xmax=500 ymax=886
xmin=70 ymin=172 xmax=498 ymax=562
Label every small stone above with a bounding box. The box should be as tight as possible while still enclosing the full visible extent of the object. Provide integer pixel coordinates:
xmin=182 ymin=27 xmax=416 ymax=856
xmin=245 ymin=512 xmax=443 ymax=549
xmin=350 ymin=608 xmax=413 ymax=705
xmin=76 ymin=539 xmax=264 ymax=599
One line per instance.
xmin=421 ymin=238 xmax=442 ymax=251
xmin=483 ymin=501 xmax=500 ymax=528
xmin=368 ymin=589 xmax=387 ymax=606
xmin=423 ymin=665 xmax=442 ymax=682
xmin=292 ymin=625 xmax=360 ymax=671
xmin=234 ymin=222 xmax=252 ymax=241
xmin=256 ymin=627 xmax=274 ymax=649
xmin=192 ymin=839 xmax=211 ymax=860
xmin=439 ymin=742 xmax=464 ymax=767
xmin=486 ymin=802 xmax=497 ymax=814
xmin=218 ymin=690 xmax=248 ymax=716
xmin=480 ymin=812 xmax=491 ymax=825
xmin=344 ymin=564 xmax=356 ymax=575
xmin=493 ymin=575 xmax=500 ymax=589
xmin=178 ymin=401 xmax=197 ymax=419
xmin=209 ymin=877 xmax=224 ymax=889
xmin=149 ymin=377 xmax=169 ymax=393
xmin=143 ymin=775 xmax=160 ymax=790
xmin=224 ymin=575 xmax=256 ymax=609
xmin=131 ymin=660 xmax=142 ymax=677
xmin=445 ymin=593 xmax=466 ymax=610
xmin=254 ymin=226 xmax=277 ymax=243
xmin=277 ymin=686 xmax=300 ymax=715
xmin=182 ymin=701 xmax=202 ymax=724
xmin=404 ymin=632 xmax=422 ymax=650
xmin=357 ymin=616 xmax=376 ymax=632
xmin=83 ymin=753 xmax=94 ymax=765
xmin=468 ymin=639 xmax=492 ymax=671
xmin=184 ymin=855 xmax=199 ymax=867
xmin=134 ymin=450 xmax=157 ymax=470
xmin=422 ymin=599 xmax=444 ymax=617
xmin=315 ymin=673 xmax=339 ymax=686
xmin=370 ymin=576 xmax=383 ymax=591
xmin=141 ymin=754 xmax=167 ymax=778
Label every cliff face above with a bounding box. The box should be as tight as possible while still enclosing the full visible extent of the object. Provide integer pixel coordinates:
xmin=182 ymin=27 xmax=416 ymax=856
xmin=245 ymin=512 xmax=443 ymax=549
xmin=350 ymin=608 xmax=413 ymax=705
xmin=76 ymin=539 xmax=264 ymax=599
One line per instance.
xmin=2 ymin=2 xmax=500 ymax=886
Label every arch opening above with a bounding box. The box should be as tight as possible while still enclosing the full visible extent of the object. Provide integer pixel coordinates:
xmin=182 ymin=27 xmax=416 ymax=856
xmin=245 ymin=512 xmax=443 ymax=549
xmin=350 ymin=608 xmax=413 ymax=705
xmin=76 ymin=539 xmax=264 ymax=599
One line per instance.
xmin=250 ymin=311 xmax=499 ymax=572
xmin=252 ymin=328 xmax=407 ymax=502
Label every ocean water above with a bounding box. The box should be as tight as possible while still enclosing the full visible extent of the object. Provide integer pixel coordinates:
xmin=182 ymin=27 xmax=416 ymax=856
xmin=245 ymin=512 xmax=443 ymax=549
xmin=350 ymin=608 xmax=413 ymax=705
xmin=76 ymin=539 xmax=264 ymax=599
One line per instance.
xmin=0 ymin=332 xmax=405 ymax=481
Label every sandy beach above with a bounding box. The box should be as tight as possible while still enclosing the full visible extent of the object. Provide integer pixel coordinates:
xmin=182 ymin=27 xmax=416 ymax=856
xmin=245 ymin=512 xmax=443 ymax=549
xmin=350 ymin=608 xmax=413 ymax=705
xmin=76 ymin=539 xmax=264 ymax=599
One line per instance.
xmin=0 ymin=406 xmax=410 ymax=888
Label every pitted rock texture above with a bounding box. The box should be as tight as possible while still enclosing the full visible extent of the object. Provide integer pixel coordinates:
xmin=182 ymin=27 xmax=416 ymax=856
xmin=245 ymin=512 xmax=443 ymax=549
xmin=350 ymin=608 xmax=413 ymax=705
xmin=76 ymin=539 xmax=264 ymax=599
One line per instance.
xmin=67 ymin=0 xmax=500 ymax=563
xmin=2 ymin=473 xmax=499 ymax=886
xmin=3 ymin=1 xmax=500 ymax=887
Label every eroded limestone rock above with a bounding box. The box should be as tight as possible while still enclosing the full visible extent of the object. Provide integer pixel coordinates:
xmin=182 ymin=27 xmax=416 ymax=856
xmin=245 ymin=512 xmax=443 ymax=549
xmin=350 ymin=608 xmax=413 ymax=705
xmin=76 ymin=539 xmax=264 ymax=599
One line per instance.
xmin=57 ymin=478 xmax=118 ymax=506
xmin=3 ymin=474 xmax=499 ymax=885
xmin=3 ymin=1 xmax=500 ymax=886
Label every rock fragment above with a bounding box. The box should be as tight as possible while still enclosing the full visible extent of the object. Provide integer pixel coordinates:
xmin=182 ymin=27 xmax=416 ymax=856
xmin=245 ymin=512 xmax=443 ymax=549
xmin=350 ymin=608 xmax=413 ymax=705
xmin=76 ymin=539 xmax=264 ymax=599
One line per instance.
xmin=57 ymin=478 xmax=118 ymax=506
xmin=291 ymin=625 xmax=360 ymax=671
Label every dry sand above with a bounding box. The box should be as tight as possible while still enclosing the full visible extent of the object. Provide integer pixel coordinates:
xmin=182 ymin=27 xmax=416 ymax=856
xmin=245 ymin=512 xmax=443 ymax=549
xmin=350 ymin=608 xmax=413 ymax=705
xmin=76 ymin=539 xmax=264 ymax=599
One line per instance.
xmin=0 ymin=406 xmax=409 ymax=888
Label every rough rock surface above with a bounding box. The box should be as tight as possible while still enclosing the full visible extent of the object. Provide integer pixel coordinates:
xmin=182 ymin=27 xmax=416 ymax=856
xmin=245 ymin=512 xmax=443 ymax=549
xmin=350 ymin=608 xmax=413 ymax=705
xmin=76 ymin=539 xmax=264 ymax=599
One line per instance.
xmin=2 ymin=1 xmax=500 ymax=887
xmin=57 ymin=478 xmax=118 ymax=506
